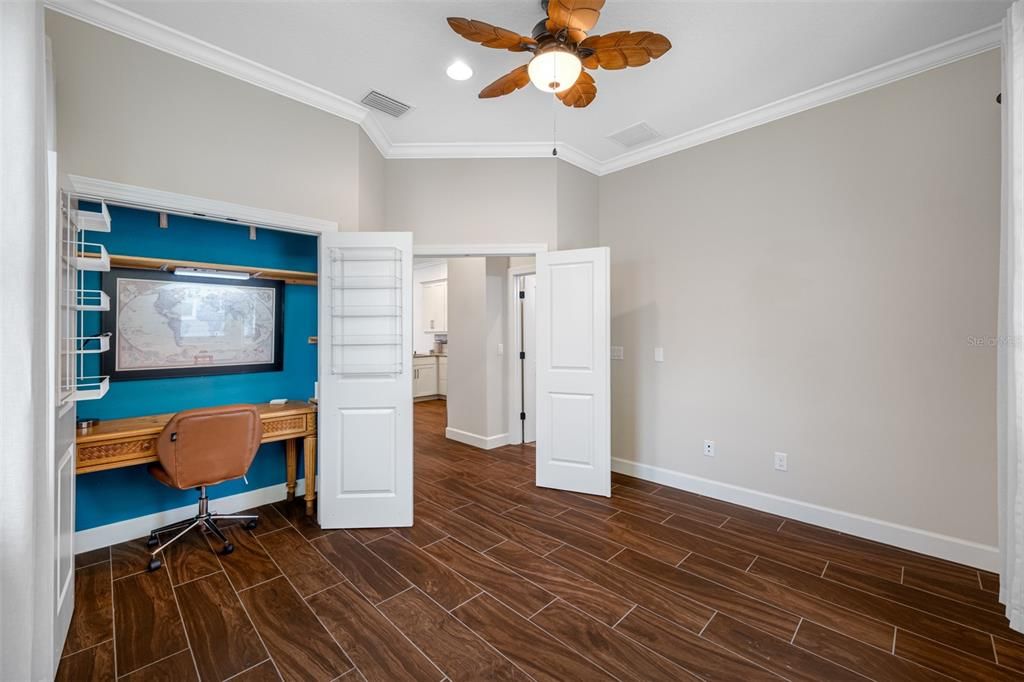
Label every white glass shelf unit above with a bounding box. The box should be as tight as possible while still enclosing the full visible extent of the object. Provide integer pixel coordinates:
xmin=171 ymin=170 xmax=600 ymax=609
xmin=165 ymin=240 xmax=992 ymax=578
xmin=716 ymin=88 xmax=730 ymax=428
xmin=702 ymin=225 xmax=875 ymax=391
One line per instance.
xmin=60 ymin=190 xmax=113 ymax=405
xmin=329 ymin=247 xmax=403 ymax=376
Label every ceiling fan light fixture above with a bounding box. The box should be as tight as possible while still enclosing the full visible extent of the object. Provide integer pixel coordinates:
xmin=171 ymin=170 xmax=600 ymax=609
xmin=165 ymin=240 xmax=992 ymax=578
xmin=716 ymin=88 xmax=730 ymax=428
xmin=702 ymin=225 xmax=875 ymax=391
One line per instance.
xmin=528 ymin=46 xmax=582 ymax=93
xmin=446 ymin=60 xmax=473 ymax=81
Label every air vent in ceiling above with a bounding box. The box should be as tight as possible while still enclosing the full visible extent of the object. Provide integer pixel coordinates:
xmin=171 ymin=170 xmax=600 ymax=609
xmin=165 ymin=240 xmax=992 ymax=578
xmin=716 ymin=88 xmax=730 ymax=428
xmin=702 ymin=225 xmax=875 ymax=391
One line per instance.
xmin=361 ymin=90 xmax=412 ymax=118
xmin=607 ymin=122 xmax=661 ymax=148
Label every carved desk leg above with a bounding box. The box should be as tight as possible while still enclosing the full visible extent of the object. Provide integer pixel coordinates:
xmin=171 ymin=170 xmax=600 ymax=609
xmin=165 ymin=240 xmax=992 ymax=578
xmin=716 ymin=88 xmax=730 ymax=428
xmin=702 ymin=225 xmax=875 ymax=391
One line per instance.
xmin=304 ymin=435 xmax=317 ymax=516
xmin=285 ymin=438 xmax=298 ymax=502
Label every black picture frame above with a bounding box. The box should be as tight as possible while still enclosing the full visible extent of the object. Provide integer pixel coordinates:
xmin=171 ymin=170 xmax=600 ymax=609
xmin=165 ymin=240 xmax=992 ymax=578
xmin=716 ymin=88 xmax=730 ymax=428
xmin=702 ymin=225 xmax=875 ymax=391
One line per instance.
xmin=100 ymin=268 xmax=284 ymax=381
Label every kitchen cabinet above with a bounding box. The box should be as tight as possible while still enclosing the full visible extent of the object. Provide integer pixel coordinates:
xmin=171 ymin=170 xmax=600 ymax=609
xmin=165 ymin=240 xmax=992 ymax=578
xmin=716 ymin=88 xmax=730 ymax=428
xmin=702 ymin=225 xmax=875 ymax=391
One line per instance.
xmin=438 ymin=356 xmax=447 ymax=397
xmin=413 ymin=356 xmax=438 ymax=398
xmin=422 ymin=279 xmax=447 ymax=333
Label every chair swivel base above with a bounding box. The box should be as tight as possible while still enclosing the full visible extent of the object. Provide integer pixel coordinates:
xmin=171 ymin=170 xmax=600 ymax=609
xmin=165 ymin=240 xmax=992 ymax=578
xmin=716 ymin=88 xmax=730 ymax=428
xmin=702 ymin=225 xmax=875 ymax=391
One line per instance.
xmin=146 ymin=487 xmax=258 ymax=571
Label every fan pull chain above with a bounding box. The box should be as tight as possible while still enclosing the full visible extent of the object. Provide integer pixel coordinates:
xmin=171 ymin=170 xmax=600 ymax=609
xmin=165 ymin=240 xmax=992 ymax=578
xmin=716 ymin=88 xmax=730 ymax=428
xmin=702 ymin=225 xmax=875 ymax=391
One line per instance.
xmin=551 ymin=94 xmax=558 ymax=157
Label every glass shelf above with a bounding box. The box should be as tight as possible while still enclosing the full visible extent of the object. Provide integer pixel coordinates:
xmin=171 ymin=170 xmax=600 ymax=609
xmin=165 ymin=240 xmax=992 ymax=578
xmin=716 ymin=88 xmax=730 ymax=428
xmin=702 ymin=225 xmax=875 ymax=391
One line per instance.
xmin=332 ymin=304 xmax=402 ymax=317
xmin=72 ymin=289 xmax=110 ymax=312
xmin=72 ymin=242 xmax=110 ymax=272
xmin=71 ymin=333 xmax=111 ymax=354
xmin=73 ymin=201 xmax=111 ymax=232
xmin=331 ymin=363 xmax=403 ymax=376
xmin=330 ymin=248 xmax=402 ymax=262
xmin=74 ymin=376 xmax=109 ymax=401
xmin=334 ymin=334 xmax=401 ymax=346
xmin=331 ymin=276 xmax=401 ymax=290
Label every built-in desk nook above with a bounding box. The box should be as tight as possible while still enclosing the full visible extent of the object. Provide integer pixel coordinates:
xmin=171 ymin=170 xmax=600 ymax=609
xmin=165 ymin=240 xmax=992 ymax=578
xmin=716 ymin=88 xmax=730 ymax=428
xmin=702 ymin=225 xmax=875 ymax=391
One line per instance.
xmin=63 ymin=199 xmax=322 ymax=538
xmin=76 ymin=400 xmax=319 ymax=514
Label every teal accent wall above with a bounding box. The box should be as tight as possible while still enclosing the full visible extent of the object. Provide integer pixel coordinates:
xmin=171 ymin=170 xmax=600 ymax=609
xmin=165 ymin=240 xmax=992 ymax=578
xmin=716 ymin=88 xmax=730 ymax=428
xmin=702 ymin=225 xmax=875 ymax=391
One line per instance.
xmin=76 ymin=205 xmax=317 ymax=531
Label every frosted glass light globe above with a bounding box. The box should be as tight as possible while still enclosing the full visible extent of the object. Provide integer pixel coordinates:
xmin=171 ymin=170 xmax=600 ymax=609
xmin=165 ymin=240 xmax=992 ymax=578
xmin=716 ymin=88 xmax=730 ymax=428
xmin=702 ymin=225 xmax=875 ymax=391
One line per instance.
xmin=446 ymin=61 xmax=473 ymax=81
xmin=528 ymin=48 xmax=582 ymax=93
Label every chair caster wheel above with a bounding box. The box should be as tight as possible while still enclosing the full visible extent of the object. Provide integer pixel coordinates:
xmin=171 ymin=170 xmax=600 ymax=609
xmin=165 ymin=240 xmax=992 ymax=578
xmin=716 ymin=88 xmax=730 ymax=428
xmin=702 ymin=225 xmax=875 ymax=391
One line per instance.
xmin=146 ymin=534 xmax=159 ymax=548
xmin=221 ymin=542 xmax=234 ymax=555
xmin=243 ymin=519 xmax=259 ymax=530
xmin=148 ymin=558 xmax=162 ymax=572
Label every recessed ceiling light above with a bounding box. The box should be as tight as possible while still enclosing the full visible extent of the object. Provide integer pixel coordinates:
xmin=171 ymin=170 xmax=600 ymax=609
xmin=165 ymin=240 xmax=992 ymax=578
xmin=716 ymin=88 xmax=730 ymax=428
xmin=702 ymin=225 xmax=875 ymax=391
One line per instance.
xmin=446 ymin=60 xmax=473 ymax=81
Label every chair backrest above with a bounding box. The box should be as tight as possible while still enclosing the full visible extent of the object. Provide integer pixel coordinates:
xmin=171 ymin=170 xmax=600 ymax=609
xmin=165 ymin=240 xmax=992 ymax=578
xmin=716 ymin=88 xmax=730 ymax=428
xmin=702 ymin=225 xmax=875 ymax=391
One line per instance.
xmin=155 ymin=404 xmax=262 ymax=489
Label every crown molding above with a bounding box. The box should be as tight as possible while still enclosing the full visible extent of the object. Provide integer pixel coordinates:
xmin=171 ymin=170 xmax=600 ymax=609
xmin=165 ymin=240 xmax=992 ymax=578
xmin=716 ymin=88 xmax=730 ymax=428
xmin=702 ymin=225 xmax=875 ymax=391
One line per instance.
xmin=44 ymin=1 xmax=1001 ymax=177
xmin=66 ymin=174 xmax=339 ymax=234
xmin=386 ymin=141 xmax=604 ymax=175
xmin=599 ymin=22 xmax=1003 ymax=175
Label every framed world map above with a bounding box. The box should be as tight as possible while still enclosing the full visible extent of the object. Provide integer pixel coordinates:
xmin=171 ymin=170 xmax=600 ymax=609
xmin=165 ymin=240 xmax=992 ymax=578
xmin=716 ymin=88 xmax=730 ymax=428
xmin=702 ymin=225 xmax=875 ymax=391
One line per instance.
xmin=100 ymin=268 xmax=283 ymax=380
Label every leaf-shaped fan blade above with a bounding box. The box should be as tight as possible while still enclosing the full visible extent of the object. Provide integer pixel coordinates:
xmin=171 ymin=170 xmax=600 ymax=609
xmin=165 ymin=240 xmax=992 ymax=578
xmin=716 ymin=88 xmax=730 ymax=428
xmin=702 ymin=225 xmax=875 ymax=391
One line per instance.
xmin=447 ymin=17 xmax=536 ymax=52
xmin=479 ymin=65 xmax=531 ymax=99
xmin=545 ymin=0 xmax=605 ymax=44
xmin=557 ymin=71 xmax=597 ymax=108
xmin=579 ymin=31 xmax=671 ymax=70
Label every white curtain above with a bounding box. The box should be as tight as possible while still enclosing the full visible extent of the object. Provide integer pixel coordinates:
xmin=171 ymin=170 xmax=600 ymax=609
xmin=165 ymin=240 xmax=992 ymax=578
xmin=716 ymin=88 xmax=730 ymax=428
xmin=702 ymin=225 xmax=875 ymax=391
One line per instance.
xmin=1001 ymin=0 xmax=1024 ymax=633
xmin=0 ymin=1 xmax=55 ymax=678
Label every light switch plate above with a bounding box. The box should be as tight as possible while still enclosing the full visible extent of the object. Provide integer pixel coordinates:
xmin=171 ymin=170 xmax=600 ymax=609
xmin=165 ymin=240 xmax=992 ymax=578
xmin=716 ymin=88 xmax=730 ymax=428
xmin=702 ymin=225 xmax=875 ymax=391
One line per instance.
xmin=654 ymin=347 xmax=664 ymax=362
xmin=611 ymin=346 xmax=624 ymax=360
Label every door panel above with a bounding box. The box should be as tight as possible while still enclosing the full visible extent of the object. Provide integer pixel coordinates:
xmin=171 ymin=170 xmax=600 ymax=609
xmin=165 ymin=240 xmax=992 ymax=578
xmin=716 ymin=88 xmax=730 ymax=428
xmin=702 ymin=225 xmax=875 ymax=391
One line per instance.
xmin=535 ymin=248 xmax=610 ymax=496
xmin=339 ymin=408 xmax=396 ymax=493
xmin=548 ymin=393 xmax=595 ymax=466
xmin=319 ymin=232 xmax=413 ymax=528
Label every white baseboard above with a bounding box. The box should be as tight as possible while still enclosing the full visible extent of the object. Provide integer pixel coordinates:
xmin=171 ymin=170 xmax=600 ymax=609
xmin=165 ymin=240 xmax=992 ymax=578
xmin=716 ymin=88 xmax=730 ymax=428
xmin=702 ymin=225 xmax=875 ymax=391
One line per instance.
xmin=74 ymin=478 xmax=307 ymax=553
xmin=445 ymin=427 xmax=509 ymax=451
xmin=612 ymin=458 xmax=1000 ymax=572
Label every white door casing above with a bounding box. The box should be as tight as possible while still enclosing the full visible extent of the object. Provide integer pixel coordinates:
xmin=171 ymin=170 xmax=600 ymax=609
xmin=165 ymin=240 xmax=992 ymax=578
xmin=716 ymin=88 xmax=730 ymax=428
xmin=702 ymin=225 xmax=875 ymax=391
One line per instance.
xmin=523 ymin=274 xmax=537 ymax=444
xmin=318 ymin=231 xmax=414 ymax=528
xmin=535 ymin=248 xmax=611 ymax=496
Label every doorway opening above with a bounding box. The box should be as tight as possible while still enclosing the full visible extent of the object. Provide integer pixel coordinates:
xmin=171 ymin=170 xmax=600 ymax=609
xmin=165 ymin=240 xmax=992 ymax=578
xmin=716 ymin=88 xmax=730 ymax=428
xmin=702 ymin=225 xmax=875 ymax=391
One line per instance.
xmin=411 ymin=256 xmax=537 ymax=460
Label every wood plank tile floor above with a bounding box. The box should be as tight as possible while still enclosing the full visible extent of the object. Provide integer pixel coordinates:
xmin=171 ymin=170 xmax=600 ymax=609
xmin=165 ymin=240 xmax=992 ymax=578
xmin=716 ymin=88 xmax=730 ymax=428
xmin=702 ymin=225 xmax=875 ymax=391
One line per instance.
xmin=59 ymin=400 xmax=1023 ymax=681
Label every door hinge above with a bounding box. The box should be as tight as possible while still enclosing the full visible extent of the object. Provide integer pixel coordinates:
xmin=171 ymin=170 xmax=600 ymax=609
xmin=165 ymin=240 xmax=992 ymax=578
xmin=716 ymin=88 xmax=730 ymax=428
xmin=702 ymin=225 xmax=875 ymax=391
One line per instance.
xmin=520 ymin=412 xmax=526 ymax=421
xmin=519 ymin=290 xmax=525 ymax=299
xmin=519 ymin=351 xmax=526 ymax=360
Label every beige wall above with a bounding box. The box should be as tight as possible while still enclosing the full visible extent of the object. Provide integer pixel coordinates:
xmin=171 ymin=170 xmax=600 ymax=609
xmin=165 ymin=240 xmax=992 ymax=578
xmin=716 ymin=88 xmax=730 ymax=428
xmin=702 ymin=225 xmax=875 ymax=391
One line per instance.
xmin=383 ymin=158 xmax=559 ymax=246
xmin=358 ymin=129 xmax=385 ymax=230
xmin=47 ymin=12 xmax=362 ymax=230
xmin=599 ymin=51 xmax=1001 ymax=545
xmin=556 ymin=160 xmax=599 ymax=249
xmin=382 ymin=157 xmax=600 ymax=249
xmin=446 ymin=257 xmax=509 ymax=442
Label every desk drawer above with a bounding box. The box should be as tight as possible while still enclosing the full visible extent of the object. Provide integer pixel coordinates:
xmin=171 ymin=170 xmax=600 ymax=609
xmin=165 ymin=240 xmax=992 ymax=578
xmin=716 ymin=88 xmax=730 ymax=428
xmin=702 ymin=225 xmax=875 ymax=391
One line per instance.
xmin=78 ymin=437 xmax=158 ymax=473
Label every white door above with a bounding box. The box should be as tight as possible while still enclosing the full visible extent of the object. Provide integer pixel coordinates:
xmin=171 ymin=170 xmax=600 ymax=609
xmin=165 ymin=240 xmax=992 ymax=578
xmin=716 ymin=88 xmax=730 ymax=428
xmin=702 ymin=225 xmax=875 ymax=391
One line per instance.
xmin=318 ymin=232 xmax=414 ymax=528
xmin=535 ymin=248 xmax=611 ymax=496
xmin=51 ymin=153 xmax=76 ymax=667
xmin=49 ymin=33 xmax=75 ymax=667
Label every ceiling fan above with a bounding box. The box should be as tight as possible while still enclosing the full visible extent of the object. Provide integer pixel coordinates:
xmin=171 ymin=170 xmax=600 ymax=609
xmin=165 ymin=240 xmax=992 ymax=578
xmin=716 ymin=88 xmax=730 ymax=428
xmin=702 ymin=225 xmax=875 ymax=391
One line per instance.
xmin=447 ymin=0 xmax=671 ymax=108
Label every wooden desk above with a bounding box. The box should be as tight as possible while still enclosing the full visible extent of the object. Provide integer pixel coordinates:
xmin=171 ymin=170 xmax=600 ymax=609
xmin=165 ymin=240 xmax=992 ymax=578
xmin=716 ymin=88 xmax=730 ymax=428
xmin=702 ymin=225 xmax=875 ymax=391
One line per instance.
xmin=75 ymin=401 xmax=318 ymax=515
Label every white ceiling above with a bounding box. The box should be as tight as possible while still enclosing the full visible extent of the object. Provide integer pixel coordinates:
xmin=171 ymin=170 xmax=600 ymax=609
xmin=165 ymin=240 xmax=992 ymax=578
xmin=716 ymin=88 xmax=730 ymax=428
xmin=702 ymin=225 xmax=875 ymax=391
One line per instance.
xmin=106 ymin=0 xmax=1007 ymax=168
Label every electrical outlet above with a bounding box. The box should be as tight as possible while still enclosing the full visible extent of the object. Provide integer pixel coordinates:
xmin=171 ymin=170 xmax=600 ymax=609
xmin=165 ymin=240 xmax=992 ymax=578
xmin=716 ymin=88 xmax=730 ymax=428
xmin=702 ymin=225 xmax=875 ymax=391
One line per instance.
xmin=704 ymin=440 xmax=715 ymax=457
xmin=774 ymin=452 xmax=788 ymax=471
xmin=611 ymin=346 xmax=624 ymax=360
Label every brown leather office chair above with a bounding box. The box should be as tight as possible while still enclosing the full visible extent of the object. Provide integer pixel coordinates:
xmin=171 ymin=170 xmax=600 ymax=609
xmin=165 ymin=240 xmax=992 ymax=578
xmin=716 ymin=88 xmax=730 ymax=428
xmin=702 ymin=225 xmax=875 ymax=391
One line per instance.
xmin=145 ymin=404 xmax=262 ymax=571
